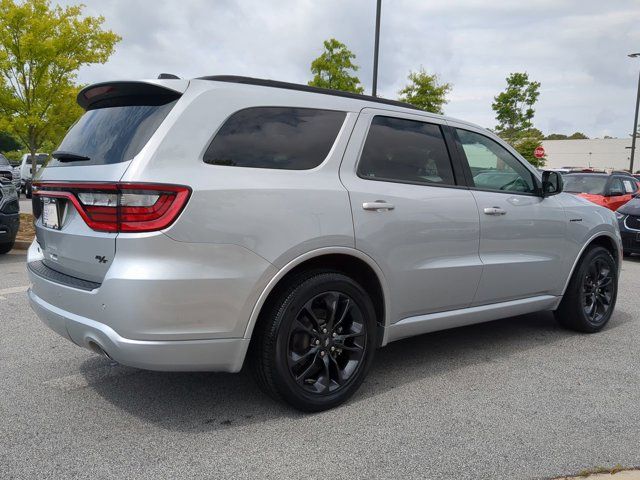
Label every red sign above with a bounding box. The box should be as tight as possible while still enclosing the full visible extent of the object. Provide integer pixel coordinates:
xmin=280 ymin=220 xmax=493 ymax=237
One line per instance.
xmin=534 ymin=146 xmax=545 ymax=159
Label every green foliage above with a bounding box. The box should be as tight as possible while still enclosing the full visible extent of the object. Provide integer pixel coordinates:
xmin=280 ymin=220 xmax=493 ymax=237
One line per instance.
xmin=492 ymin=72 xmax=541 ymax=139
xmin=0 ymin=130 xmax=20 ymax=151
xmin=397 ymin=68 xmax=452 ymax=114
xmin=512 ymin=133 xmax=546 ymax=168
xmin=568 ymin=131 xmax=589 ymax=139
xmin=308 ymin=38 xmax=364 ymax=94
xmin=0 ymin=0 xmax=120 ymax=170
xmin=544 ymin=132 xmax=589 ymax=140
xmin=544 ymin=133 xmax=567 ymax=140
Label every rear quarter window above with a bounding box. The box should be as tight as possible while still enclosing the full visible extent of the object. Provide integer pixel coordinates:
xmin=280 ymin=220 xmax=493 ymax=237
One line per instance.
xmin=203 ymin=107 xmax=346 ymax=170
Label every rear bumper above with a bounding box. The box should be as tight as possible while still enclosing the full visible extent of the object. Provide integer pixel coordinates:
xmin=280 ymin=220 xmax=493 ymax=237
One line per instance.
xmin=28 ymin=288 xmax=250 ymax=372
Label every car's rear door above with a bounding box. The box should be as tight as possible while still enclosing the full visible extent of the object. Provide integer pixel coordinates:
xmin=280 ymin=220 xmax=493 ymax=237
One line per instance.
xmin=339 ymin=109 xmax=482 ymax=323
xmin=450 ymin=125 xmax=567 ymax=305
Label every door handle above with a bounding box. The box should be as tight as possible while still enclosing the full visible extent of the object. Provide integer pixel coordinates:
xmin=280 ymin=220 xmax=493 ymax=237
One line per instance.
xmin=363 ymin=201 xmax=395 ymax=211
xmin=483 ymin=206 xmax=507 ymax=216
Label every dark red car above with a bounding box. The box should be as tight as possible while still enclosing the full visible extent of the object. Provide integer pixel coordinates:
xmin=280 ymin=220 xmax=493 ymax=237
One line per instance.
xmin=563 ymin=173 xmax=638 ymax=211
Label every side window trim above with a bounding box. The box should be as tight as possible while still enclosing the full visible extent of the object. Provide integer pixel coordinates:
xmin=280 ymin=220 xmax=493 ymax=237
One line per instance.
xmin=355 ymin=114 xmax=464 ymax=189
xmin=452 ymin=126 xmax=542 ymax=197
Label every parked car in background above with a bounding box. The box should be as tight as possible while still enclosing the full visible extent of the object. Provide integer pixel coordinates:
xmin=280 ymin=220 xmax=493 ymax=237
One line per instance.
xmin=20 ymin=153 xmax=49 ymax=198
xmin=563 ymin=172 xmax=638 ymax=211
xmin=0 ymin=154 xmax=19 ymax=190
xmin=0 ymin=177 xmax=20 ymax=254
xmin=616 ymin=196 xmax=640 ymax=256
xmin=27 ymin=76 xmax=622 ymax=411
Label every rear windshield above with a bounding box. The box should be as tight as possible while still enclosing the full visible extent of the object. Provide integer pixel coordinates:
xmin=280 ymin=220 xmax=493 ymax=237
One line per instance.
xmin=52 ymin=101 xmax=177 ymax=166
xmin=563 ymin=175 xmax=608 ymax=195
xmin=24 ymin=154 xmax=48 ymax=165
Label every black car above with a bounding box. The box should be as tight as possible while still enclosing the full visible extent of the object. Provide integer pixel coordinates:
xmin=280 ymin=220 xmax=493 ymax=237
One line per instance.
xmin=0 ymin=178 xmax=20 ymax=254
xmin=617 ymin=196 xmax=640 ymax=256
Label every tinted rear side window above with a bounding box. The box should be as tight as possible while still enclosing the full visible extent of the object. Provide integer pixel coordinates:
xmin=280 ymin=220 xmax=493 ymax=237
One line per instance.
xmin=204 ymin=107 xmax=346 ymax=170
xmin=52 ymin=101 xmax=177 ymax=166
xmin=357 ymin=116 xmax=455 ymax=186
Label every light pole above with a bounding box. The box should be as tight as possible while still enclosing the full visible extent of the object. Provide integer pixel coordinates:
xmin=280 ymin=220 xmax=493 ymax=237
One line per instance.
xmin=372 ymin=0 xmax=381 ymax=97
xmin=628 ymin=53 xmax=640 ymax=173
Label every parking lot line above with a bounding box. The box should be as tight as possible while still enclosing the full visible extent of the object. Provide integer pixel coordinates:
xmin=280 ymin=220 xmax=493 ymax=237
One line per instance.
xmin=0 ymin=284 xmax=30 ymax=300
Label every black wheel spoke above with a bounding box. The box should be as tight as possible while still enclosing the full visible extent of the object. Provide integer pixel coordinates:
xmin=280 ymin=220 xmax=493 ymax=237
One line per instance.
xmin=328 ymin=354 xmax=345 ymax=385
xmin=337 ymin=343 xmax=364 ymax=353
xmin=324 ymin=293 xmax=340 ymax=331
xmin=301 ymin=302 xmax=323 ymax=330
xmin=598 ymin=276 xmax=612 ymax=288
xmin=289 ymin=347 xmax=318 ymax=369
xmin=320 ymin=355 xmax=331 ymax=392
xmin=294 ymin=352 xmax=321 ymax=384
xmin=581 ymin=254 xmax=616 ymax=325
xmin=286 ymin=289 xmax=368 ymax=395
xmin=332 ymin=298 xmax=352 ymax=332
xmin=292 ymin=318 xmax=315 ymax=336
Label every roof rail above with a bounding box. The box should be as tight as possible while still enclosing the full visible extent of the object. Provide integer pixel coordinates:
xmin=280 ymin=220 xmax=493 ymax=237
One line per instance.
xmin=198 ymin=75 xmax=422 ymax=111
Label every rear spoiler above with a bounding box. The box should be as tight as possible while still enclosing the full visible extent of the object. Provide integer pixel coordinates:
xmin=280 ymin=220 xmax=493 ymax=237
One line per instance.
xmin=77 ymin=80 xmax=187 ymax=110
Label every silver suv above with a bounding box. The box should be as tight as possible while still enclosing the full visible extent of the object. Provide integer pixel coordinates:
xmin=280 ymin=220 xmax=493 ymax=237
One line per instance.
xmin=27 ymin=76 xmax=621 ymax=411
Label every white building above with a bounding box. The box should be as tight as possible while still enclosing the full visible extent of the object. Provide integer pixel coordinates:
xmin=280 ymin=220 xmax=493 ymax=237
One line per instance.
xmin=541 ymin=138 xmax=636 ymax=172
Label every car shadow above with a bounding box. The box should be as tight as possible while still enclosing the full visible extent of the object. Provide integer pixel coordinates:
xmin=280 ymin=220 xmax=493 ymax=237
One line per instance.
xmin=81 ymin=308 xmax=632 ymax=432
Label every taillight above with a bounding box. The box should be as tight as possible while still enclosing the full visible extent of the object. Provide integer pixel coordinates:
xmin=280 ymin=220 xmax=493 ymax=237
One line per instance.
xmin=32 ymin=182 xmax=191 ymax=233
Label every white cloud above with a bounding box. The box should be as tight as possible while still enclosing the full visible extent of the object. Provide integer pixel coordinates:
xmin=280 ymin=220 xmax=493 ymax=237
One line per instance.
xmin=56 ymin=0 xmax=640 ymax=138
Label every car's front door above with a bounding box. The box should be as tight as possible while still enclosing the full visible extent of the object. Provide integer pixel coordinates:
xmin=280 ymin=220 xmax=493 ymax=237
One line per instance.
xmin=604 ymin=176 xmax=635 ymax=211
xmin=451 ymin=126 xmax=567 ymax=305
xmin=339 ymin=110 xmax=482 ymax=323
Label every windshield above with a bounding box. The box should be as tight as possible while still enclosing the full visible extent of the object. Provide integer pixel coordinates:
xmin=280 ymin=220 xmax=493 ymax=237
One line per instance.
xmin=25 ymin=154 xmax=48 ymax=165
xmin=563 ymin=175 xmax=608 ymax=195
xmin=0 ymin=154 xmax=9 ymax=166
xmin=52 ymin=101 xmax=177 ymax=166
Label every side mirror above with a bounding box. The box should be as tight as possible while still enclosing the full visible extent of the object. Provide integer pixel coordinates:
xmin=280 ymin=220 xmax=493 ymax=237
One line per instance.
xmin=541 ymin=171 xmax=563 ymax=197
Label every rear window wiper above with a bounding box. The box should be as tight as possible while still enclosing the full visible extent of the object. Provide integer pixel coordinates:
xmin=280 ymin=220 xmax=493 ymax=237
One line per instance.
xmin=52 ymin=150 xmax=91 ymax=162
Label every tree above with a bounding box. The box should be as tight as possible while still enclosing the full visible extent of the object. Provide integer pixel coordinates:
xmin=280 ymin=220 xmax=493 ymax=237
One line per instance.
xmin=397 ymin=68 xmax=452 ymax=114
xmin=308 ymin=38 xmax=364 ymax=94
xmin=513 ymin=132 xmax=546 ymax=168
xmin=544 ymin=133 xmax=568 ymax=140
xmin=567 ymin=131 xmax=588 ymax=139
xmin=492 ymin=72 xmax=541 ymax=140
xmin=0 ymin=0 xmax=120 ymax=175
xmin=0 ymin=130 xmax=20 ymax=151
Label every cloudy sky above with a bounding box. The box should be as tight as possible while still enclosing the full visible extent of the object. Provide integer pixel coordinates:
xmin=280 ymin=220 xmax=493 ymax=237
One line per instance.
xmin=57 ymin=0 xmax=640 ymax=138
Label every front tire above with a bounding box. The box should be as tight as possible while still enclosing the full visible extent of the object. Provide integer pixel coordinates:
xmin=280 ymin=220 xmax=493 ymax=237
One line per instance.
xmin=0 ymin=241 xmax=14 ymax=254
xmin=251 ymin=271 xmax=377 ymax=412
xmin=555 ymin=246 xmax=618 ymax=333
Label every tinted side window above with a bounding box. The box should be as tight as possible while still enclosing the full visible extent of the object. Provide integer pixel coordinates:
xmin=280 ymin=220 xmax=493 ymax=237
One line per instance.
xmin=357 ymin=116 xmax=455 ymax=186
xmin=609 ymin=178 xmax=625 ymax=194
xmin=456 ymin=129 xmax=536 ymax=194
xmin=204 ymin=107 xmax=346 ymax=170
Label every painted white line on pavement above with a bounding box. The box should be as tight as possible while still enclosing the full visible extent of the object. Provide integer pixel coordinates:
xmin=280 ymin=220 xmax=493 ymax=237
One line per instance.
xmin=0 ymin=285 xmax=30 ymax=300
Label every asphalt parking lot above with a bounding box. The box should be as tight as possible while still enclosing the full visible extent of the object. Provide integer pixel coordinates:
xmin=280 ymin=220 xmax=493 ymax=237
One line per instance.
xmin=1 ymin=250 xmax=639 ymax=480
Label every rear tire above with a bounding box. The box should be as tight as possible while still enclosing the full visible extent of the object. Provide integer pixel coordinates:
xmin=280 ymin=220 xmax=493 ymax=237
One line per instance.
xmin=251 ymin=271 xmax=377 ymax=412
xmin=555 ymin=246 xmax=617 ymax=333
xmin=0 ymin=242 xmax=14 ymax=254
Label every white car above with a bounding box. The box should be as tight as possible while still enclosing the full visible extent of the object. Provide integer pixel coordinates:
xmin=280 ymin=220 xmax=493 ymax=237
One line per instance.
xmin=19 ymin=153 xmax=48 ymax=196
